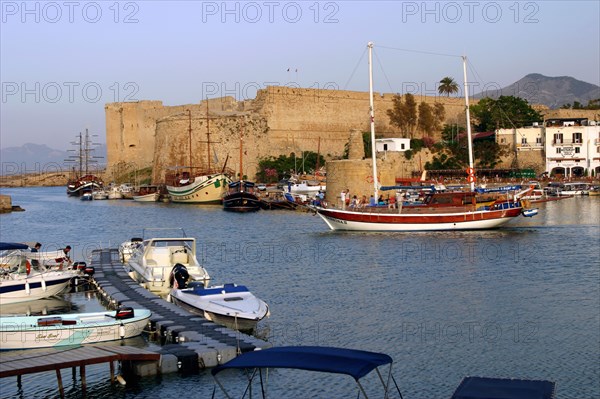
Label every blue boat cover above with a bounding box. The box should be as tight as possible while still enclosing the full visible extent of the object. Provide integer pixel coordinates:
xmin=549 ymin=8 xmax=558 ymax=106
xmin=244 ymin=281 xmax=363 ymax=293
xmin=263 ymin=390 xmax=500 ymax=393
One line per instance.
xmin=451 ymin=377 xmax=556 ymax=399
xmin=211 ymin=346 xmax=393 ymax=381
xmin=0 ymin=242 xmax=29 ymax=251
xmin=188 ymin=284 xmax=249 ymax=296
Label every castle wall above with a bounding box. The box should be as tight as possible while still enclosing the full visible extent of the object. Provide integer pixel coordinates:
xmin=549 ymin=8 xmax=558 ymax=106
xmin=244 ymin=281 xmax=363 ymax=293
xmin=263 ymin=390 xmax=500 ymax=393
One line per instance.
xmin=106 ymin=86 xmax=472 ymax=182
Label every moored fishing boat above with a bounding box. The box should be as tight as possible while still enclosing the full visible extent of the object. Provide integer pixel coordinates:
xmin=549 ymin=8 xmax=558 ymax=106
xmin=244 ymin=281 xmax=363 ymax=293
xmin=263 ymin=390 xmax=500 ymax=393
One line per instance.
xmin=223 ymin=181 xmax=261 ymax=212
xmin=166 ymin=108 xmax=233 ymax=203
xmin=0 ymin=307 xmax=151 ymax=350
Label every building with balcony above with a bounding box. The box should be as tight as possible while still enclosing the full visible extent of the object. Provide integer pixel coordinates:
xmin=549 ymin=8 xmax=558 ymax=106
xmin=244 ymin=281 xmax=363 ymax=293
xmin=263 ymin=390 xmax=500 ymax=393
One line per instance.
xmin=545 ymin=118 xmax=600 ymax=177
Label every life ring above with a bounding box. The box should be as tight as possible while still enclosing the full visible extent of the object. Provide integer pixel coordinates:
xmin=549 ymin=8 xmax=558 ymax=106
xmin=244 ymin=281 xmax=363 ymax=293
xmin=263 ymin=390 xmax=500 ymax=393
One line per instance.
xmin=466 ymin=167 xmax=474 ymax=175
xmin=467 ymin=175 xmax=476 ymax=183
xmin=366 ymin=176 xmax=374 ymax=183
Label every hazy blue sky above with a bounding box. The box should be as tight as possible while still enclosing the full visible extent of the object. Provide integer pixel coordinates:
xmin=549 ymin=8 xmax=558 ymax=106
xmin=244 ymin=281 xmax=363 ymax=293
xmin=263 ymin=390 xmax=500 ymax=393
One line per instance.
xmin=1 ymin=1 xmax=599 ymax=150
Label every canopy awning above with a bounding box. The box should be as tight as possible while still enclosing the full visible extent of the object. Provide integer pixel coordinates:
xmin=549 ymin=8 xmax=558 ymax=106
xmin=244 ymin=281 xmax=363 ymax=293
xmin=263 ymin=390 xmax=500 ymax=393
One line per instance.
xmin=0 ymin=242 xmax=30 ymax=251
xmin=212 ymin=346 xmax=392 ymax=381
xmin=452 ymin=376 xmax=556 ymax=399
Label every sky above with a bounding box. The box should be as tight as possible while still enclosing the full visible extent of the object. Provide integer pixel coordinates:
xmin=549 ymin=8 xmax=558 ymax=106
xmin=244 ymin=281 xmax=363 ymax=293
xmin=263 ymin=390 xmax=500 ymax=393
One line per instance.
xmin=1 ymin=0 xmax=599 ymax=151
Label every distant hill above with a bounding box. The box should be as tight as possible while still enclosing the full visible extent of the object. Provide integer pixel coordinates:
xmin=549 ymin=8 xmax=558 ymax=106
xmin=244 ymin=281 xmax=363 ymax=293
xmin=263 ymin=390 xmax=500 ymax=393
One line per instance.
xmin=0 ymin=143 xmax=106 ymax=176
xmin=474 ymin=73 xmax=600 ymax=109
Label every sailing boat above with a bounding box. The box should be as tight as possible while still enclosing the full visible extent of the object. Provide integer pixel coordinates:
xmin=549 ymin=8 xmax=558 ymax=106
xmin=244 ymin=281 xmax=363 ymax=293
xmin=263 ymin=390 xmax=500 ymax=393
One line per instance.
xmin=166 ymin=105 xmax=232 ymax=204
xmin=223 ymin=129 xmax=261 ymax=212
xmin=65 ymin=129 xmax=103 ymax=197
xmin=311 ymin=42 xmax=534 ymax=232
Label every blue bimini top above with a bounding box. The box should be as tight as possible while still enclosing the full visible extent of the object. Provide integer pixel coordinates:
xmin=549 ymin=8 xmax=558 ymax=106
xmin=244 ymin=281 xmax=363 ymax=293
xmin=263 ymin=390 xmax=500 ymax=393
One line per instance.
xmin=0 ymin=242 xmax=29 ymax=251
xmin=211 ymin=346 xmax=393 ymax=381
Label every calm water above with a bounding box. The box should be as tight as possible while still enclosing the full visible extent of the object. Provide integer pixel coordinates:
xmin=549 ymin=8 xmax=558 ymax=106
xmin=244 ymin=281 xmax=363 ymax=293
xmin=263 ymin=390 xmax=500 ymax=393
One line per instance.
xmin=0 ymin=187 xmax=598 ymax=398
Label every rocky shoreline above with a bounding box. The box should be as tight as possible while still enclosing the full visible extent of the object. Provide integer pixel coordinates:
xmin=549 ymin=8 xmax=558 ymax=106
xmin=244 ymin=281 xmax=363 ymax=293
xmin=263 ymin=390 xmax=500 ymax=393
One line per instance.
xmin=0 ymin=172 xmax=70 ymax=188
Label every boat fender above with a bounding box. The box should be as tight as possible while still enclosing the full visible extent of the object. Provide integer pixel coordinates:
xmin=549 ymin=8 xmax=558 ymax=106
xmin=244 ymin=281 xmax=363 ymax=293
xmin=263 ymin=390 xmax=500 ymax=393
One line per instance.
xmin=25 ymin=260 xmax=31 ymax=275
xmin=41 ymin=279 xmax=47 ymax=292
xmin=116 ymin=374 xmax=126 ymax=386
xmin=25 ymin=281 xmax=30 ymax=294
xmin=115 ymin=306 xmax=135 ymax=320
xmin=119 ymin=322 xmax=125 ymax=339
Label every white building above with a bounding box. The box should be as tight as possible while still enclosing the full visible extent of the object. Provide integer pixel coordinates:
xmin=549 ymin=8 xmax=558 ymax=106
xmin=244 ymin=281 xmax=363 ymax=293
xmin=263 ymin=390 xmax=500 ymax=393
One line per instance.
xmin=545 ymin=118 xmax=600 ymax=177
xmin=375 ymin=138 xmax=411 ymax=152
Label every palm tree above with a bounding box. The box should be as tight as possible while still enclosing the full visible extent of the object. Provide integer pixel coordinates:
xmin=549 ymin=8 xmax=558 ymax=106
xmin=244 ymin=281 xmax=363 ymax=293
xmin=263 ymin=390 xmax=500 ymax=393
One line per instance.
xmin=438 ymin=77 xmax=459 ymax=97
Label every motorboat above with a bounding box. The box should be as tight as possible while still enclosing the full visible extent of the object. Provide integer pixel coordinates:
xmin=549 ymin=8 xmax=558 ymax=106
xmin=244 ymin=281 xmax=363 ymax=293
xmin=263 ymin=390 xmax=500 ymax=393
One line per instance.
xmin=92 ymin=190 xmax=108 ymax=200
xmin=124 ymin=232 xmax=210 ymax=294
xmin=133 ymin=185 xmax=160 ymax=202
xmin=0 ymin=307 xmax=151 ymax=350
xmin=80 ymin=192 xmax=93 ymax=201
xmin=0 ymin=243 xmax=77 ymax=305
xmin=118 ymin=237 xmax=143 ymax=263
xmin=169 ymin=265 xmax=269 ymax=331
xmin=560 ymin=182 xmax=591 ymax=196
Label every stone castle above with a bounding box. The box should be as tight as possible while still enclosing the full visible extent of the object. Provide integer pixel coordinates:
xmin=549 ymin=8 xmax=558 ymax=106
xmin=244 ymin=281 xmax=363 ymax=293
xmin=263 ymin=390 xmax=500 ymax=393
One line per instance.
xmin=105 ymin=86 xmax=471 ymax=184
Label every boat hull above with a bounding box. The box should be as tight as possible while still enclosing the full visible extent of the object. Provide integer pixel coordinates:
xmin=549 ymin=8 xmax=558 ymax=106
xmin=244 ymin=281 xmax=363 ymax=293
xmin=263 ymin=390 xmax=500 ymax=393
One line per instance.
xmin=0 ymin=309 xmax=151 ymax=350
xmin=0 ymin=274 xmax=73 ymax=305
xmin=167 ymin=174 xmax=231 ymax=204
xmin=314 ymin=206 xmax=522 ymax=232
xmin=171 ymin=285 xmax=268 ymax=331
xmin=223 ymin=192 xmax=261 ymax=212
xmin=133 ymin=193 xmax=160 ymax=202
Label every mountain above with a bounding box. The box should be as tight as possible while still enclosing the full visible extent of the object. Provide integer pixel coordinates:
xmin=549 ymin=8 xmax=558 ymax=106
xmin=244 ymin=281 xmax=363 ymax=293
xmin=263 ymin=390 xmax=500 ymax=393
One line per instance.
xmin=0 ymin=143 xmax=106 ymax=176
xmin=475 ymin=73 xmax=600 ymax=109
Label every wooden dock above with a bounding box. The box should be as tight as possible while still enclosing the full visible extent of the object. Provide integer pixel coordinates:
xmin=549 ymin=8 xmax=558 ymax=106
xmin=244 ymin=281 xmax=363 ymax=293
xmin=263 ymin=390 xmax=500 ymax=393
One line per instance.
xmin=0 ymin=345 xmax=159 ymax=398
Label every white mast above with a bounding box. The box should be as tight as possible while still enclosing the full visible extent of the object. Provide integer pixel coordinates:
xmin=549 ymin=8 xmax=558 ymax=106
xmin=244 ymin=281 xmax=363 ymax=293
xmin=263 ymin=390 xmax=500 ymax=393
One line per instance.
xmin=462 ymin=55 xmax=475 ymax=192
xmin=368 ymin=42 xmax=379 ymax=200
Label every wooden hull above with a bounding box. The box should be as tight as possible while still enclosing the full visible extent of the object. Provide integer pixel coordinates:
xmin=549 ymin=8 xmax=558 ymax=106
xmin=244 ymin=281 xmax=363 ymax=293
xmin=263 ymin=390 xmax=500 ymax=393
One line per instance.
xmin=314 ymin=206 xmax=523 ymax=232
xmin=167 ymin=174 xmax=231 ymax=204
xmin=0 ymin=309 xmax=151 ymax=350
xmin=223 ymin=192 xmax=261 ymax=212
xmin=133 ymin=193 xmax=159 ymax=202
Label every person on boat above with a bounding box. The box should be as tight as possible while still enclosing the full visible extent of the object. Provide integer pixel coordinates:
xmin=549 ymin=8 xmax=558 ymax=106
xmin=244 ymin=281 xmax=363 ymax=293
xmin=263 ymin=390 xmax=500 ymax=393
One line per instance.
xmin=30 ymin=242 xmax=42 ymax=267
xmin=388 ymin=195 xmax=396 ymax=209
xmin=340 ymin=190 xmax=346 ymax=209
xmin=369 ymin=195 xmax=376 ymax=207
xmin=377 ymin=195 xmax=385 ymax=205
xmin=349 ymin=195 xmax=358 ymax=209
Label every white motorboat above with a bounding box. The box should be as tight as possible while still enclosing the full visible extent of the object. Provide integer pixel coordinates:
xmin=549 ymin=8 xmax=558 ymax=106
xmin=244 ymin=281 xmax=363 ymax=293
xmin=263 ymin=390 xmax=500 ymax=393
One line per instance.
xmin=107 ymin=185 xmax=124 ymax=199
xmin=118 ymin=237 xmax=143 ymax=263
xmin=133 ymin=185 xmax=160 ymax=202
xmin=0 ymin=307 xmax=151 ymax=350
xmin=92 ymin=190 xmax=108 ymax=200
xmin=0 ymin=243 xmax=77 ymax=305
xmin=169 ymin=265 xmax=269 ymax=331
xmin=124 ymin=233 xmax=210 ymax=294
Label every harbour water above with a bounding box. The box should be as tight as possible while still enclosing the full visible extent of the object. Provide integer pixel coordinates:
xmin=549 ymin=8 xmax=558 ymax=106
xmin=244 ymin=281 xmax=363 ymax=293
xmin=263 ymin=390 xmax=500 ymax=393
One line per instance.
xmin=0 ymin=187 xmax=598 ymax=398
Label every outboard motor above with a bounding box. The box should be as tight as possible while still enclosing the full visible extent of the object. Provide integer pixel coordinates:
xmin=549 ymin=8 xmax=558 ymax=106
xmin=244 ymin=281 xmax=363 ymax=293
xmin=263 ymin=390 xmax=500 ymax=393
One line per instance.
xmin=115 ymin=306 xmax=135 ymax=319
xmin=170 ymin=263 xmax=189 ymax=289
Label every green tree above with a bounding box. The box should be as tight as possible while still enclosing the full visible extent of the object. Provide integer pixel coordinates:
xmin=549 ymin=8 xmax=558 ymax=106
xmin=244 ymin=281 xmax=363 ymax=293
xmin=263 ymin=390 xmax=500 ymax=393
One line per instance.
xmin=256 ymin=151 xmax=325 ymax=182
xmin=470 ymin=96 xmax=542 ymax=132
xmin=417 ymin=102 xmax=435 ymax=136
xmin=387 ymin=93 xmax=418 ymax=138
xmin=438 ymin=77 xmax=459 ymax=97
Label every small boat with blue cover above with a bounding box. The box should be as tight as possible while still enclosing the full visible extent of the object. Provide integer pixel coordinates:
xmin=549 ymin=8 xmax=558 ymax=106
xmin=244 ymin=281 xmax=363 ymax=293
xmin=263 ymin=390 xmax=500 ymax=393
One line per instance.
xmin=169 ymin=265 xmax=269 ymax=331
